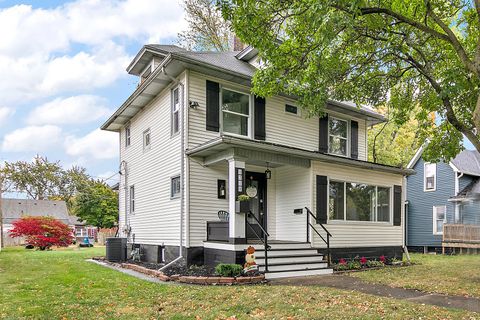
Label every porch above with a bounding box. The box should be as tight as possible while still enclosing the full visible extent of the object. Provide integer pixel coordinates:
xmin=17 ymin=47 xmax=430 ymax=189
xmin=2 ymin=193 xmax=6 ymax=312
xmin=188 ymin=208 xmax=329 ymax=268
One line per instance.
xmin=442 ymin=224 xmax=480 ymax=254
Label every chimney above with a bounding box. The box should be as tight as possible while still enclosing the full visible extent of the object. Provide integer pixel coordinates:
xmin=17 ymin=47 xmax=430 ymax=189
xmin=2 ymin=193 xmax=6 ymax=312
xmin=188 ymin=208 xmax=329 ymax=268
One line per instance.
xmin=233 ymin=35 xmax=246 ymax=51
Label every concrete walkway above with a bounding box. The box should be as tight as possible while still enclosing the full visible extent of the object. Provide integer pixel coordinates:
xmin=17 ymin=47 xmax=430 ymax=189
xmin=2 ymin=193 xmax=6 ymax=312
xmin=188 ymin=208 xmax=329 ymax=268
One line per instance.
xmin=88 ymin=259 xmax=181 ymax=285
xmin=270 ymin=274 xmax=480 ymax=313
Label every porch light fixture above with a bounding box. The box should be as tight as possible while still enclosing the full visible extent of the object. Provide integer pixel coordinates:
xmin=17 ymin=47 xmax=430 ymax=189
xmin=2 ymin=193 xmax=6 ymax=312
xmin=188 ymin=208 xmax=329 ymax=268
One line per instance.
xmin=265 ymin=162 xmax=272 ymax=180
xmin=189 ymin=100 xmax=199 ymax=109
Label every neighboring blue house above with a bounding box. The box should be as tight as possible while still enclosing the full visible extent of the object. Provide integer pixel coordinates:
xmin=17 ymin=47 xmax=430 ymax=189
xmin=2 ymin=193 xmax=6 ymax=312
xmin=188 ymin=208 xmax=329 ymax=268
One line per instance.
xmin=406 ymin=147 xmax=480 ymax=252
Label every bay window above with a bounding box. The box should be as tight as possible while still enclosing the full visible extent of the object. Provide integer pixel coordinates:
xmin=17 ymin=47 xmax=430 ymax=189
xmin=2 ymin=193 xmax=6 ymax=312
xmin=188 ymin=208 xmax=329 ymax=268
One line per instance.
xmin=329 ymin=180 xmax=391 ymax=223
xmin=328 ymin=117 xmax=348 ymax=156
xmin=221 ymin=88 xmax=250 ymax=137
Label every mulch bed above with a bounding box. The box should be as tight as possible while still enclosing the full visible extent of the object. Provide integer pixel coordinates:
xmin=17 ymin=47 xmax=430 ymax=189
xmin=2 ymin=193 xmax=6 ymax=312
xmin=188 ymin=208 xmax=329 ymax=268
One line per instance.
xmin=92 ymin=257 xmax=265 ymax=285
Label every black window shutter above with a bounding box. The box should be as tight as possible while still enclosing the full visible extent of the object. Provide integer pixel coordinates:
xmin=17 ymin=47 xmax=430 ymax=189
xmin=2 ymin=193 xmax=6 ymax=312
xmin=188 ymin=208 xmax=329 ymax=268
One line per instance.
xmin=206 ymin=80 xmax=220 ymax=132
xmin=254 ymin=96 xmax=266 ymax=140
xmin=351 ymin=120 xmax=359 ymax=159
xmin=393 ymin=185 xmax=402 ymax=226
xmin=319 ymin=115 xmax=328 ymax=153
xmin=316 ymin=175 xmax=328 ymax=224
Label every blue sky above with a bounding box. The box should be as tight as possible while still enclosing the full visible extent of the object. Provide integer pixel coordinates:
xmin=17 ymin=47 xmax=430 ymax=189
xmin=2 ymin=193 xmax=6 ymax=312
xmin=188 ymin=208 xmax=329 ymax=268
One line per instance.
xmin=0 ymin=0 xmax=186 ymax=187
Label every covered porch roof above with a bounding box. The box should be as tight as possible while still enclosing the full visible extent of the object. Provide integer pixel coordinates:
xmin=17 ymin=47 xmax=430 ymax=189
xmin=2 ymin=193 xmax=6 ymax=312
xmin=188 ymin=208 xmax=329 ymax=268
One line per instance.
xmin=186 ymin=136 xmax=415 ymax=176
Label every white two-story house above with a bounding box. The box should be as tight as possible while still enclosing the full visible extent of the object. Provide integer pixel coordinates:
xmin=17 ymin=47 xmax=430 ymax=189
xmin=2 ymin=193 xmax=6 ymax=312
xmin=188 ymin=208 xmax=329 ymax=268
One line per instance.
xmin=101 ymin=45 xmax=413 ymax=279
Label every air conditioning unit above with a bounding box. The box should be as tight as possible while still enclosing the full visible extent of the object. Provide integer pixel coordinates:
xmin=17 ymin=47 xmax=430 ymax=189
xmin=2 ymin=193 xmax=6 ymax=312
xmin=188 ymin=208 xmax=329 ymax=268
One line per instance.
xmin=105 ymin=237 xmax=127 ymax=262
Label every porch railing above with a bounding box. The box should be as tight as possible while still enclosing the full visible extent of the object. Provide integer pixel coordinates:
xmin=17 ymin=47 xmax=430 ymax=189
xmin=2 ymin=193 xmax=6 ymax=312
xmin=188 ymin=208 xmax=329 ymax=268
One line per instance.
xmin=246 ymin=211 xmax=270 ymax=272
xmin=443 ymin=224 xmax=480 ymax=245
xmin=305 ymin=207 xmax=332 ymax=266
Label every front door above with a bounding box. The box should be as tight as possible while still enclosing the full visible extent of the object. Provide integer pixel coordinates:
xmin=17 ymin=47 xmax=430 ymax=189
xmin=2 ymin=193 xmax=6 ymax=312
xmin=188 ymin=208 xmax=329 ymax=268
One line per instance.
xmin=245 ymin=171 xmax=267 ymax=241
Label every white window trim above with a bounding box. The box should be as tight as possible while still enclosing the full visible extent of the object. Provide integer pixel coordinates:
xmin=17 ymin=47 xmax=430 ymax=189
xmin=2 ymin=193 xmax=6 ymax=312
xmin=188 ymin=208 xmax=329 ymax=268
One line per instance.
xmin=220 ymin=86 xmax=252 ymax=139
xmin=424 ymin=162 xmax=437 ymax=192
xmin=327 ymin=178 xmax=393 ymax=225
xmin=328 ymin=116 xmax=350 ymax=158
xmin=170 ymin=175 xmax=181 ymax=199
xmin=125 ymin=126 xmax=131 ymax=148
xmin=143 ymin=128 xmax=151 ymax=151
xmin=171 ymin=86 xmax=180 ymax=137
xmin=129 ymin=185 xmax=135 ymax=215
xmin=433 ymin=205 xmax=447 ymax=235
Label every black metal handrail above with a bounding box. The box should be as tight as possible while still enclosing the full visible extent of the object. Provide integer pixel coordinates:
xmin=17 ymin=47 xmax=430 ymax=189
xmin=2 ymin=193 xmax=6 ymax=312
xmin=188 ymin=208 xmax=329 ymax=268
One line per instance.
xmin=305 ymin=207 xmax=332 ymax=266
xmin=246 ymin=211 xmax=270 ymax=272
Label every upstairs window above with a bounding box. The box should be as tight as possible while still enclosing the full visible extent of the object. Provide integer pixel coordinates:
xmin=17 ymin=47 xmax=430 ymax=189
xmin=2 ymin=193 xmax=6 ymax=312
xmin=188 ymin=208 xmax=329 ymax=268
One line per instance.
xmin=125 ymin=126 xmax=131 ymax=147
xmin=433 ymin=205 xmax=446 ymax=234
xmin=143 ymin=128 xmax=151 ymax=150
xmin=424 ymin=163 xmax=436 ymax=191
xmin=221 ymin=88 xmax=250 ymax=137
xmin=328 ymin=117 xmax=348 ymax=156
xmin=172 ymin=87 xmax=180 ymax=135
xmin=285 ymin=104 xmax=299 ymax=116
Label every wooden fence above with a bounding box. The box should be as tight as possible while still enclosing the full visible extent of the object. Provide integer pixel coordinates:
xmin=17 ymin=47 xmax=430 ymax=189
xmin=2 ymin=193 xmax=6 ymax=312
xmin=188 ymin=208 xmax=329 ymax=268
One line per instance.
xmin=442 ymin=224 xmax=480 ymax=253
xmin=97 ymin=228 xmax=118 ymax=245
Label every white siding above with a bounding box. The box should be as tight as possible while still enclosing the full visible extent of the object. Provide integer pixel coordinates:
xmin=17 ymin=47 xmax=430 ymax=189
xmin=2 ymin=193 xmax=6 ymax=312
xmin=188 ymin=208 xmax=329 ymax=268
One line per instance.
xmin=118 ymin=73 xmax=186 ymax=246
xmin=188 ymin=161 xmax=229 ymax=247
xmin=311 ymin=161 xmax=403 ymax=248
xmin=275 ymin=165 xmax=311 ymax=242
xmin=187 ymin=71 xmax=369 ymax=161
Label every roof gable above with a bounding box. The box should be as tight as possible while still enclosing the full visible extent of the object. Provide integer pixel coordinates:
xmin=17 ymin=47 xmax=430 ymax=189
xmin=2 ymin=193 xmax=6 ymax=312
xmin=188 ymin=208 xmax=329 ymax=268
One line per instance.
xmin=2 ymin=198 xmax=70 ymax=224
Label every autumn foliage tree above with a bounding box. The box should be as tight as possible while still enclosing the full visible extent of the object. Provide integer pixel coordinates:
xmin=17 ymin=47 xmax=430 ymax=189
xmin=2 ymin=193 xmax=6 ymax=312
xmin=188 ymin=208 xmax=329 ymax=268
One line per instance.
xmin=9 ymin=216 xmax=74 ymax=250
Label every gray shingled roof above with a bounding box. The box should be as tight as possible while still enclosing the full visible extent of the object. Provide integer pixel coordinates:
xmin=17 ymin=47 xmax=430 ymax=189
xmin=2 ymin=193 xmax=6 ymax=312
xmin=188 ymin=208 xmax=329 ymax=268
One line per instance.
xmin=1 ymin=198 xmax=70 ymax=224
xmin=451 ymin=178 xmax=480 ymax=201
xmin=451 ymin=150 xmax=480 ymax=176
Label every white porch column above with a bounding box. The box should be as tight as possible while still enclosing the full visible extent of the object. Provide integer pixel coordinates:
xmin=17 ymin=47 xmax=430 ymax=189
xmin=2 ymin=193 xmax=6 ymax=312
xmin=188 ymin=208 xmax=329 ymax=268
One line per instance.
xmin=228 ymin=158 xmax=246 ymax=243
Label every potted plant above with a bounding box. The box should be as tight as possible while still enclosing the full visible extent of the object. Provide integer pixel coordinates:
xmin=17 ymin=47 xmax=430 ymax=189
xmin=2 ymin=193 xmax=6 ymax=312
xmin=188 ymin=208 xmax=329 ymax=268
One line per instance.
xmin=236 ymin=194 xmax=251 ymax=213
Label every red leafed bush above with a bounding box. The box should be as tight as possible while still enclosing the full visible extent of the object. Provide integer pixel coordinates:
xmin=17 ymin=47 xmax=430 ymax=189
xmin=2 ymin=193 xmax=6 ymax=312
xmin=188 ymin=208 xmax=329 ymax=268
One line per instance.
xmin=9 ymin=216 xmax=74 ymax=250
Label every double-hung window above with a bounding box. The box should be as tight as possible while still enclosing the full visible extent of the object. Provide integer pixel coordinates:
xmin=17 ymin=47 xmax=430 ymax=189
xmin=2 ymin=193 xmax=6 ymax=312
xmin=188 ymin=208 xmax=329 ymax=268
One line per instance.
xmin=424 ymin=163 xmax=436 ymax=191
xmin=125 ymin=126 xmax=131 ymax=147
xmin=171 ymin=176 xmax=181 ymax=198
xmin=129 ymin=185 xmax=135 ymax=214
xmin=143 ymin=128 xmax=151 ymax=150
xmin=221 ymin=88 xmax=250 ymax=137
xmin=329 ymin=180 xmax=391 ymax=223
xmin=433 ymin=206 xmax=446 ymax=234
xmin=172 ymin=87 xmax=180 ymax=135
xmin=328 ymin=117 xmax=348 ymax=156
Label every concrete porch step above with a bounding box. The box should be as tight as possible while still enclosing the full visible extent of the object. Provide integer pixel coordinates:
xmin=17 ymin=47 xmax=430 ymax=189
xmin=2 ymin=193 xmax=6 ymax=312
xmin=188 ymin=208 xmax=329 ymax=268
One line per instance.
xmin=256 ymin=254 xmax=325 ymax=265
xmin=251 ymin=242 xmax=312 ymax=250
xmin=265 ymin=268 xmax=333 ymax=279
xmin=259 ymin=262 xmax=328 ymax=272
xmin=256 ymin=249 xmax=319 ymax=258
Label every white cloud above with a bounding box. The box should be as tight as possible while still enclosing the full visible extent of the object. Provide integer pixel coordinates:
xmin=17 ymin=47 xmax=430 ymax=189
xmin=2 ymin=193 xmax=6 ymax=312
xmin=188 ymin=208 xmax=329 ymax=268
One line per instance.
xmin=65 ymin=129 xmax=118 ymax=160
xmin=0 ymin=0 xmax=186 ymax=104
xmin=0 ymin=107 xmax=14 ymax=125
xmin=27 ymin=95 xmax=111 ymax=125
xmin=2 ymin=125 xmax=62 ymax=152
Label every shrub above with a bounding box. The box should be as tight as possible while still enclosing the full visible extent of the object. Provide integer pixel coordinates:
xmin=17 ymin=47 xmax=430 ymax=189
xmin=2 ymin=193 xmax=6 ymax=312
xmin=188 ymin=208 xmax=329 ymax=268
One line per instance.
xmin=366 ymin=260 xmax=385 ymax=268
xmin=9 ymin=216 xmax=74 ymax=250
xmin=215 ymin=263 xmax=243 ymax=277
xmin=347 ymin=260 xmax=362 ymax=270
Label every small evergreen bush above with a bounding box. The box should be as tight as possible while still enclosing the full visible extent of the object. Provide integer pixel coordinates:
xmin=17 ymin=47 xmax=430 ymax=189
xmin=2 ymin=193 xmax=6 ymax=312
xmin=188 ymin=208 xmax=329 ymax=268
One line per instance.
xmin=215 ymin=263 xmax=243 ymax=277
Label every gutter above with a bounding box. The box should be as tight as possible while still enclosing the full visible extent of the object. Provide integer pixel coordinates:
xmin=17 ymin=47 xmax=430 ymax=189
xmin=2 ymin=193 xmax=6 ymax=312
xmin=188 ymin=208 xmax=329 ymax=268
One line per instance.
xmin=159 ymin=67 xmax=185 ymax=270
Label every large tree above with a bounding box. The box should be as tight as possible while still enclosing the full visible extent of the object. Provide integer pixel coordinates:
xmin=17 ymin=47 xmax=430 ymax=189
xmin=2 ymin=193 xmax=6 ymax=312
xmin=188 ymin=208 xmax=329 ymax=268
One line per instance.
xmin=72 ymin=180 xmax=118 ymax=229
xmin=1 ymin=156 xmax=90 ymax=208
xmin=179 ymin=0 xmax=231 ymax=51
xmin=221 ymin=0 xmax=480 ymax=161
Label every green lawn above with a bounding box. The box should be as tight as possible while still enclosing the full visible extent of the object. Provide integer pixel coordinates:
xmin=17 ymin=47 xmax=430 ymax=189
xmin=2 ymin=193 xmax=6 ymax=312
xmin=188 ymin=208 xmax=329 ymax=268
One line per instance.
xmin=0 ymin=247 xmax=477 ymax=319
xmin=351 ymin=253 xmax=480 ymax=298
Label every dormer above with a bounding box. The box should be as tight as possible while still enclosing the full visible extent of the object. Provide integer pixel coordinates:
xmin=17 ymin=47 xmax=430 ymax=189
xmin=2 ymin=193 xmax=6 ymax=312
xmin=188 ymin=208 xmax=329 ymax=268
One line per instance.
xmin=126 ymin=45 xmax=187 ymax=84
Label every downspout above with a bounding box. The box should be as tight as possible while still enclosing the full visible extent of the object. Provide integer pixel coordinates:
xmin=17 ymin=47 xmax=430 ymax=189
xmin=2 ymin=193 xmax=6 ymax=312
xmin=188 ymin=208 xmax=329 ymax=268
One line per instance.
xmin=184 ymin=69 xmax=190 ymax=248
xmin=120 ymin=160 xmax=129 ymax=239
xmin=160 ymin=66 xmax=185 ymax=270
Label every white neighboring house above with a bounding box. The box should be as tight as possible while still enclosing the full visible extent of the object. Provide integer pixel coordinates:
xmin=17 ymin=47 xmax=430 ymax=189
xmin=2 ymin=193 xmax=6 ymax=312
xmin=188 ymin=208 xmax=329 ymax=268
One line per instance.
xmin=101 ymin=45 xmax=414 ymax=278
